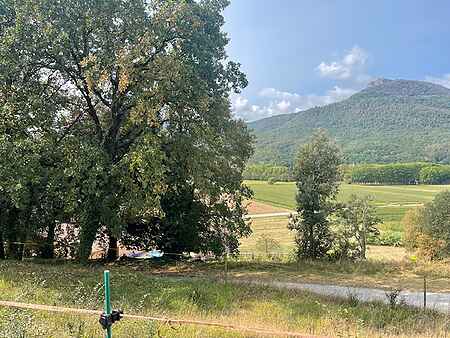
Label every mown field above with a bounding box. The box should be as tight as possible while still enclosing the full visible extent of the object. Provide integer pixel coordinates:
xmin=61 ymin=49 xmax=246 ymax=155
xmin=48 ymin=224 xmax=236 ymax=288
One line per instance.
xmin=246 ymin=180 xmax=450 ymax=214
xmin=0 ymin=261 xmax=448 ymax=338
xmin=243 ymin=181 xmax=450 ymax=252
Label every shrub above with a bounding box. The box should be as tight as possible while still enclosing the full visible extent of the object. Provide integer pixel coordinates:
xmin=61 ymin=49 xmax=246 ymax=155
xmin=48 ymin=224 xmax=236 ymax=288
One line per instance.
xmin=403 ymin=208 xmax=424 ymax=252
xmin=414 ymin=233 xmax=446 ymax=260
xmin=255 ymin=233 xmax=281 ymax=254
xmin=368 ymin=231 xmax=402 ymax=247
xmin=243 ymin=164 xmax=291 ymax=181
xmin=419 ymin=166 xmax=450 ymax=184
xmin=403 ymin=192 xmax=450 ymax=259
xmin=330 ymin=195 xmax=381 ymax=260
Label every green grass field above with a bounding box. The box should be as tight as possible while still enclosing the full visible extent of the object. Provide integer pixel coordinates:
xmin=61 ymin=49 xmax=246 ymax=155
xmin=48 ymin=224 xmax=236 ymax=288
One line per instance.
xmin=0 ymin=261 xmax=448 ymax=337
xmin=243 ymin=181 xmax=450 ymax=253
xmin=246 ymin=180 xmax=450 ymax=214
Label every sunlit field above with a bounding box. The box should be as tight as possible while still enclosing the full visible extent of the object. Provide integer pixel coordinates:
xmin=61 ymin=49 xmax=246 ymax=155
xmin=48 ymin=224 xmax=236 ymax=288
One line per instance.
xmin=246 ymin=180 xmax=450 ymax=213
xmin=244 ymin=181 xmax=450 ymax=248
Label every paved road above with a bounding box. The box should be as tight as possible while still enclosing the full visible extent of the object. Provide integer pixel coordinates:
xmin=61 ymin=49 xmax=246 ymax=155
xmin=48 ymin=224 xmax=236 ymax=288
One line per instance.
xmin=242 ymin=280 xmax=450 ymax=313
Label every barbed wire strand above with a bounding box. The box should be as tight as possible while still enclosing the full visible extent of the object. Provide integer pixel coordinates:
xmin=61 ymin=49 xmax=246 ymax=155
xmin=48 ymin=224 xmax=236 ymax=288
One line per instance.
xmin=0 ymin=300 xmax=326 ymax=338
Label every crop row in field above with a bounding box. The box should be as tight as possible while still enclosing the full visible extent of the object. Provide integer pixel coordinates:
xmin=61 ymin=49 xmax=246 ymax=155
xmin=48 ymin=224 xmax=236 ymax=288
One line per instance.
xmin=246 ymin=180 xmax=450 ymax=214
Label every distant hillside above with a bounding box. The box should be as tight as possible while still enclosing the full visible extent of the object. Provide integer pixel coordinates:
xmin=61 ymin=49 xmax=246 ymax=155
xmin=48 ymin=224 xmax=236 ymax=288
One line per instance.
xmin=248 ymin=79 xmax=450 ymax=165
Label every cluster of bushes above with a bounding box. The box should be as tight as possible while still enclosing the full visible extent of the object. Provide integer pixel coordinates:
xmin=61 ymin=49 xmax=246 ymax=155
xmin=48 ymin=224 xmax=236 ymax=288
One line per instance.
xmin=243 ymin=164 xmax=292 ymax=182
xmin=367 ymin=231 xmax=402 ymax=247
xmin=403 ymin=191 xmax=450 ymax=259
xmin=418 ymin=166 xmax=450 ymax=184
xmin=348 ymin=163 xmax=450 ymax=185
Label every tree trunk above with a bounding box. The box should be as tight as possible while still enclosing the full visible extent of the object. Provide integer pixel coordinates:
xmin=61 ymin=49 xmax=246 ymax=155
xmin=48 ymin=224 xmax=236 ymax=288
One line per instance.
xmin=41 ymin=223 xmax=56 ymax=259
xmin=361 ymin=230 xmax=366 ymax=260
xmin=0 ymin=231 xmax=5 ymax=259
xmin=7 ymin=231 xmax=23 ymax=260
xmin=78 ymin=221 xmax=99 ymax=263
xmin=106 ymin=234 xmax=119 ymax=261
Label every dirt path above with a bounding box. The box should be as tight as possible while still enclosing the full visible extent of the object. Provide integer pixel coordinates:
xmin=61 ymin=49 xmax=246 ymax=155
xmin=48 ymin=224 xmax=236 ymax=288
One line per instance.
xmin=246 ymin=211 xmax=297 ymax=219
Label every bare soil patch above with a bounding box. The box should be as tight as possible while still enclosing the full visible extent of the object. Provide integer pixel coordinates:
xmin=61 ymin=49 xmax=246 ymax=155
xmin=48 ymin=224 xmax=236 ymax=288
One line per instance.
xmin=246 ymin=200 xmax=292 ymax=214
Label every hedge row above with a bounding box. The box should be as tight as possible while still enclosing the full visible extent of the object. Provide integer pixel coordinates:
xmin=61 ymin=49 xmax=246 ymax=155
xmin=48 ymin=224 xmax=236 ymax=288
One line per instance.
xmin=349 ymin=163 xmax=450 ymax=185
xmin=243 ymin=164 xmax=291 ymax=181
xmin=246 ymin=162 xmax=450 ymax=185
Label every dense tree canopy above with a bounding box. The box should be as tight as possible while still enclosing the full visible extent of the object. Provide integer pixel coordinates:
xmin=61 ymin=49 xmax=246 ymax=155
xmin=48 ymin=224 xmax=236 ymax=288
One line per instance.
xmin=243 ymin=164 xmax=291 ymax=181
xmin=0 ymin=0 xmax=253 ymax=261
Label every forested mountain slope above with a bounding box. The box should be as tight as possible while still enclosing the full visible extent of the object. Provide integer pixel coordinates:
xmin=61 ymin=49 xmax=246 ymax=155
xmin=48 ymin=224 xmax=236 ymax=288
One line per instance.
xmin=248 ymin=79 xmax=450 ymax=164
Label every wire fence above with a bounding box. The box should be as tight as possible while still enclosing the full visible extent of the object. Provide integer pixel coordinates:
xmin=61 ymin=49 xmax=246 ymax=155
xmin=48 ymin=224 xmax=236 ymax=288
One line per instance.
xmin=0 ymin=288 xmax=326 ymax=338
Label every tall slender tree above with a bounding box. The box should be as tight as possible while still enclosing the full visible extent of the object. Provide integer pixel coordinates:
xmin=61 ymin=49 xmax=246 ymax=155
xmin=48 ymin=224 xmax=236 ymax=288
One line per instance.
xmin=288 ymin=130 xmax=342 ymax=259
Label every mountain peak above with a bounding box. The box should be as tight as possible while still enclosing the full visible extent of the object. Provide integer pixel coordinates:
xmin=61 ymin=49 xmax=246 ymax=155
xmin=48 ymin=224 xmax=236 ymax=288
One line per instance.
xmin=360 ymin=78 xmax=450 ymax=97
xmin=248 ymin=78 xmax=450 ymax=165
xmin=367 ymin=78 xmax=392 ymax=87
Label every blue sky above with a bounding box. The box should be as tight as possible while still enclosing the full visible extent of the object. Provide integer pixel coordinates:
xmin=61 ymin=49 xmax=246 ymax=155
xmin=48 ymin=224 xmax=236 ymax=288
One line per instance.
xmin=224 ymin=0 xmax=450 ymax=121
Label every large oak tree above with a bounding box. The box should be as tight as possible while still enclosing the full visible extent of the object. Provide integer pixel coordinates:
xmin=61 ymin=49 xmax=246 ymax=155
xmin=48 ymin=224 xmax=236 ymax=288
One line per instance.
xmin=0 ymin=0 xmax=252 ymax=261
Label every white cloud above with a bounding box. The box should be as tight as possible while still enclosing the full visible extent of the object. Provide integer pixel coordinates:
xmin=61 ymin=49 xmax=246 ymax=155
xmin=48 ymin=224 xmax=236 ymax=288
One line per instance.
xmin=231 ymin=45 xmax=368 ymax=121
xmin=317 ymin=46 xmax=369 ymax=82
xmin=425 ymin=74 xmax=450 ymax=88
xmin=276 ymin=100 xmax=291 ymax=113
xmin=232 ymin=96 xmax=249 ymax=111
xmin=231 ymin=86 xmax=357 ymax=121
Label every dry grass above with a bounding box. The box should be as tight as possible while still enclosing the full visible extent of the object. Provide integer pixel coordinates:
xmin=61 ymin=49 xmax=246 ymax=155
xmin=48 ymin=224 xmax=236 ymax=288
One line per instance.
xmin=236 ymin=208 xmax=450 ymax=292
xmin=0 ymin=261 xmax=448 ymax=337
xmin=246 ymin=200 xmax=291 ymax=215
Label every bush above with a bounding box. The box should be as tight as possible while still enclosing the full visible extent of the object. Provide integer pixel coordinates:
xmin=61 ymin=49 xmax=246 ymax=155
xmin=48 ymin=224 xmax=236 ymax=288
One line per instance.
xmin=402 ymin=208 xmax=424 ymax=252
xmin=403 ymin=192 xmax=450 ymax=259
xmin=255 ymin=233 xmax=281 ymax=254
xmin=419 ymin=166 xmax=450 ymax=184
xmin=331 ymin=195 xmax=381 ymax=260
xmin=243 ymin=164 xmax=291 ymax=181
xmin=368 ymin=231 xmax=402 ymax=246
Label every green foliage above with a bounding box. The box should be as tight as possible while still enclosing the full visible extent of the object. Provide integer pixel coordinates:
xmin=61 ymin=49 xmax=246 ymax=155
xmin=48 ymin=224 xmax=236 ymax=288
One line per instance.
xmin=403 ymin=192 xmax=450 ymax=259
xmin=243 ymin=164 xmax=291 ymax=181
xmin=349 ymin=163 xmax=426 ymax=184
xmin=255 ymin=233 xmax=281 ymax=254
xmin=424 ymin=143 xmax=450 ymax=164
xmin=288 ymin=130 xmax=343 ymax=259
xmin=248 ymin=79 xmax=450 ymax=165
xmin=331 ymin=195 xmax=382 ymax=260
xmin=0 ymin=0 xmax=253 ymax=260
xmin=347 ymin=162 xmax=450 ymax=185
xmin=418 ymin=166 xmax=450 ymax=184
xmin=367 ymin=231 xmax=402 ymax=247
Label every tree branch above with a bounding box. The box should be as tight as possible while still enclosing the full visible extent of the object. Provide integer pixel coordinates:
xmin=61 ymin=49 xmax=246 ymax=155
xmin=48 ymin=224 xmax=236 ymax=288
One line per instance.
xmin=55 ymin=111 xmax=84 ymax=145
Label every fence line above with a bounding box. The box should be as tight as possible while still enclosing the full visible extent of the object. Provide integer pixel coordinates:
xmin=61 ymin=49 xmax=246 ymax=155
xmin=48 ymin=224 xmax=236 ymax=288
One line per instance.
xmin=0 ymin=300 xmax=325 ymax=338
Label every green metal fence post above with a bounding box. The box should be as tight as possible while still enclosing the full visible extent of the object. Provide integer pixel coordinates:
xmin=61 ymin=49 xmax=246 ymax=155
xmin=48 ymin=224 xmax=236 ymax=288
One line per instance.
xmin=104 ymin=270 xmax=112 ymax=338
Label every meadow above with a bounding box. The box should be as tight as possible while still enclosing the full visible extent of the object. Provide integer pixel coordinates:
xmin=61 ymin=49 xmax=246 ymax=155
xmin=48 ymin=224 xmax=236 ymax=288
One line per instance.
xmin=246 ymin=180 xmax=450 ymax=215
xmin=0 ymin=261 xmax=448 ymax=338
xmin=243 ymin=181 xmax=450 ymax=251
